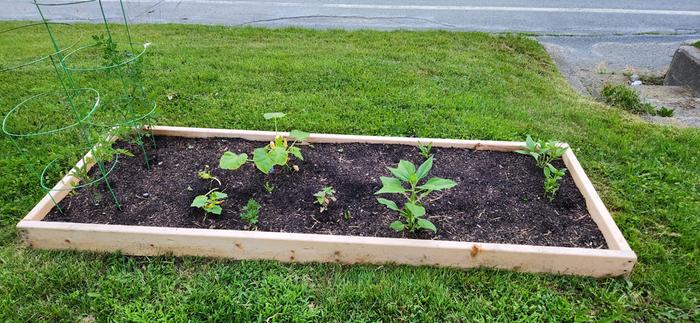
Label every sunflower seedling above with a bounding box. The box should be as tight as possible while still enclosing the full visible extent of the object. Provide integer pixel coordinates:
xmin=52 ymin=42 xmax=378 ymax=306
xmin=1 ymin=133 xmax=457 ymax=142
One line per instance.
xmin=515 ymin=135 xmax=567 ymax=168
xmin=313 ymin=186 xmax=337 ymax=212
xmin=417 ymin=141 xmax=433 ymax=159
xmin=240 ymin=198 xmax=261 ymax=226
xmin=191 ymin=189 xmax=227 ymax=215
xmin=375 ymin=156 xmax=457 ymax=233
xmin=543 ymin=163 xmax=567 ymax=202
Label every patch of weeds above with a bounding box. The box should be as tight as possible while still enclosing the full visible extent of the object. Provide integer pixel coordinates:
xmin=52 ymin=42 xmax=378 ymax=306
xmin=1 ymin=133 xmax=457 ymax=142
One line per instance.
xmin=693 ymin=41 xmax=700 ymax=49
xmin=375 ymin=156 xmax=457 ymax=233
xmin=191 ymin=189 xmax=227 ymax=215
xmin=313 ymin=186 xmax=336 ymax=212
xmin=240 ymin=198 xmax=261 ymax=226
xmin=601 ymin=83 xmax=656 ymax=115
xmin=656 ymin=106 xmax=675 ymax=117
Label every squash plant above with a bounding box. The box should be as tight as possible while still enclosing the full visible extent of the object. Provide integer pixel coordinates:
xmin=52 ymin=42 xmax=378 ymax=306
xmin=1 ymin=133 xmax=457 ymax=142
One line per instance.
xmin=219 ymin=112 xmax=309 ymax=174
xmin=375 ymin=156 xmax=457 ymax=233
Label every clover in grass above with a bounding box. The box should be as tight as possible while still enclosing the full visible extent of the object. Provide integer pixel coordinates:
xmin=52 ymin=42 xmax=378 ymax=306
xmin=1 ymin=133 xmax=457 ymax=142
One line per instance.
xmin=375 ymin=156 xmax=457 ymax=233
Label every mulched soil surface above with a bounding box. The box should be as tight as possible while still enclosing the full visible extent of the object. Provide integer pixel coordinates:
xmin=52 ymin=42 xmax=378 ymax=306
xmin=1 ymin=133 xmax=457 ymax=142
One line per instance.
xmin=45 ymin=136 xmax=608 ymax=248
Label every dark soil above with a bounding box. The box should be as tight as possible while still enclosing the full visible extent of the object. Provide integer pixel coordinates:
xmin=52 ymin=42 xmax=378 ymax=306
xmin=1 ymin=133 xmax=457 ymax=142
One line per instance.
xmin=45 ymin=136 xmax=608 ymax=248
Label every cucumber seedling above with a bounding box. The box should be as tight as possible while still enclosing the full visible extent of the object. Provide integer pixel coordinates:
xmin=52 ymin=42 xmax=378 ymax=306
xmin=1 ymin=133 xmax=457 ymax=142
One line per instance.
xmin=375 ymin=156 xmax=457 ymax=233
xmin=313 ymin=186 xmax=337 ymax=212
xmin=197 ymin=165 xmax=221 ymax=185
xmin=191 ymin=189 xmax=227 ymax=215
xmin=219 ymin=112 xmax=309 ymax=174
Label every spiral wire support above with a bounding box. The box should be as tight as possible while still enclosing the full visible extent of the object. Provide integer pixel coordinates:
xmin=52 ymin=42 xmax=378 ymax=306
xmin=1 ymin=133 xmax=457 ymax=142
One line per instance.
xmin=1 ymin=0 xmax=157 ymax=211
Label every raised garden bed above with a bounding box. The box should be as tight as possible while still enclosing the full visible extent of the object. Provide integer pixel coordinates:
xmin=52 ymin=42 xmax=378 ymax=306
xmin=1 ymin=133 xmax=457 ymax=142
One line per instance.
xmin=17 ymin=126 xmax=636 ymax=277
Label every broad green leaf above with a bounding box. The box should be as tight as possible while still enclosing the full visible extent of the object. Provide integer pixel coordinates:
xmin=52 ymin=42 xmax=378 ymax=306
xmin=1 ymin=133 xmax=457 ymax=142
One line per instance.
xmin=210 ymin=191 xmax=228 ymax=200
xmin=525 ymin=135 xmax=537 ymax=150
xmin=417 ymin=218 xmax=437 ymax=232
xmin=268 ymin=147 xmax=288 ymax=165
xmin=289 ymin=130 xmax=310 ymax=142
xmin=375 ymin=177 xmax=406 ymax=195
xmin=253 ymin=148 xmax=274 ymax=173
xmin=389 ymin=221 xmax=406 ymax=232
xmin=263 ymin=112 xmax=286 ymax=120
xmin=388 ymin=166 xmax=409 ymax=182
xmin=209 ymin=205 xmax=223 ymax=215
xmin=404 ymin=202 xmax=425 ymax=218
xmin=289 ymin=146 xmax=304 ymax=161
xmin=415 ymin=156 xmax=433 ymax=181
xmin=219 ymin=152 xmax=248 ymax=170
xmin=397 ymin=160 xmax=416 ymax=176
xmin=418 ymin=177 xmax=457 ymax=191
xmin=377 ymin=198 xmax=400 ymax=211
xmin=191 ymin=195 xmax=208 ymax=208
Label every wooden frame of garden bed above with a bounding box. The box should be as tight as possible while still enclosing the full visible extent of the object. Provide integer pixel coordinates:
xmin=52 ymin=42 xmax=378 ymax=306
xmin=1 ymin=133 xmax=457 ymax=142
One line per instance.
xmin=16 ymin=126 xmax=636 ymax=277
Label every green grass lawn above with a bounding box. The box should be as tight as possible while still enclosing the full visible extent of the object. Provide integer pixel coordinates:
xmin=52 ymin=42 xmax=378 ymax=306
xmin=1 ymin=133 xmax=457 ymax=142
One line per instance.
xmin=1 ymin=22 xmax=698 ymax=321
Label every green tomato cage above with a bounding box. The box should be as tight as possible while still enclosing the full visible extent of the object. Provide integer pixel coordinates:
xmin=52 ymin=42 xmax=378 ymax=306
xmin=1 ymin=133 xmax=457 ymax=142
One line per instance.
xmin=1 ymin=0 xmax=158 ymax=211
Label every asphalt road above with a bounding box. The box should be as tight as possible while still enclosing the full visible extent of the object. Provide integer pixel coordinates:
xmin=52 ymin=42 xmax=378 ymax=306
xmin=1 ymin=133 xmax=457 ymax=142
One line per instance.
xmin=2 ymin=0 xmax=699 ymax=35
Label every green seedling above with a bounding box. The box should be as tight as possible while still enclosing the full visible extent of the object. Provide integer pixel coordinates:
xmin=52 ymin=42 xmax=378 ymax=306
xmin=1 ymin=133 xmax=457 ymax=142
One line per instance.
xmin=515 ymin=135 xmax=566 ymax=168
xmin=263 ymin=181 xmax=275 ymax=193
xmin=197 ymin=165 xmax=221 ymax=185
xmin=219 ymin=112 xmax=309 ymax=174
xmin=313 ymin=186 xmax=337 ymax=212
xmin=418 ymin=141 xmax=433 ymax=159
xmin=343 ymin=209 xmax=352 ymax=220
xmin=191 ymin=189 xmax=227 ymax=215
xmin=543 ymin=163 xmax=567 ymax=202
xmin=656 ymin=106 xmax=674 ymax=117
xmin=375 ymin=156 xmax=457 ymax=233
xmin=240 ymin=198 xmax=261 ymax=226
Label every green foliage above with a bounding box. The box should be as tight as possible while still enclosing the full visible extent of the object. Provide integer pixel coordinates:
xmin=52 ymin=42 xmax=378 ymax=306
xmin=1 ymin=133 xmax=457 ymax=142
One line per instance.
xmin=375 ymin=157 xmax=456 ymax=233
xmin=263 ymin=181 xmax=275 ymax=193
xmin=240 ymin=198 xmax=261 ymax=226
xmin=656 ymin=106 xmax=674 ymax=117
xmin=417 ymin=141 xmax=433 ymax=159
xmin=0 ymin=23 xmax=698 ymax=321
xmin=191 ymin=189 xmax=227 ymax=215
xmin=219 ymin=113 xmax=309 ymax=174
xmin=313 ymin=186 xmax=337 ymax=212
xmin=515 ymin=135 xmax=566 ymax=168
xmin=601 ymin=83 xmax=656 ymax=115
xmin=543 ymin=164 xmax=567 ymax=202
xmin=197 ymin=165 xmax=221 ymax=185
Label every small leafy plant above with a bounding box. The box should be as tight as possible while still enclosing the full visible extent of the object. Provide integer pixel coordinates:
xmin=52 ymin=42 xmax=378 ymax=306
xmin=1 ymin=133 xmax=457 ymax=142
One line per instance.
xmin=240 ymin=198 xmax=261 ymax=226
xmin=417 ymin=141 xmax=433 ymax=159
xmin=219 ymin=112 xmax=309 ymax=174
xmin=543 ymin=164 xmax=567 ymax=202
xmin=656 ymin=106 xmax=674 ymax=117
xmin=197 ymin=165 xmax=221 ymax=185
xmin=515 ymin=135 xmax=567 ymax=168
xmin=375 ymin=156 xmax=457 ymax=233
xmin=191 ymin=189 xmax=227 ymax=215
xmin=313 ymin=186 xmax=337 ymax=212
xmin=263 ymin=181 xmax=275 ymax=193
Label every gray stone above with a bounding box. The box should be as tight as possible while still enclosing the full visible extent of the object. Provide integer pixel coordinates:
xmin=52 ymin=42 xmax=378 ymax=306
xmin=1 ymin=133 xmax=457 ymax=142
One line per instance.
xmin=664 ymin=46 xmax=700 ymax=96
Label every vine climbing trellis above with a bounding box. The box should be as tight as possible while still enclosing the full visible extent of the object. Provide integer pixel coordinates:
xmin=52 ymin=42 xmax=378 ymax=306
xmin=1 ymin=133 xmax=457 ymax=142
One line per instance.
xmin=1 ymin=0 xmax=156 ymax=211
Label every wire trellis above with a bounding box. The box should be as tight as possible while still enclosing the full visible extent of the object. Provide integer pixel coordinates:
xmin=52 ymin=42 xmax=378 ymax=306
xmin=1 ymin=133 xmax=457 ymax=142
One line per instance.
xmin=1 ymin=0 xmax=157 ymax=211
